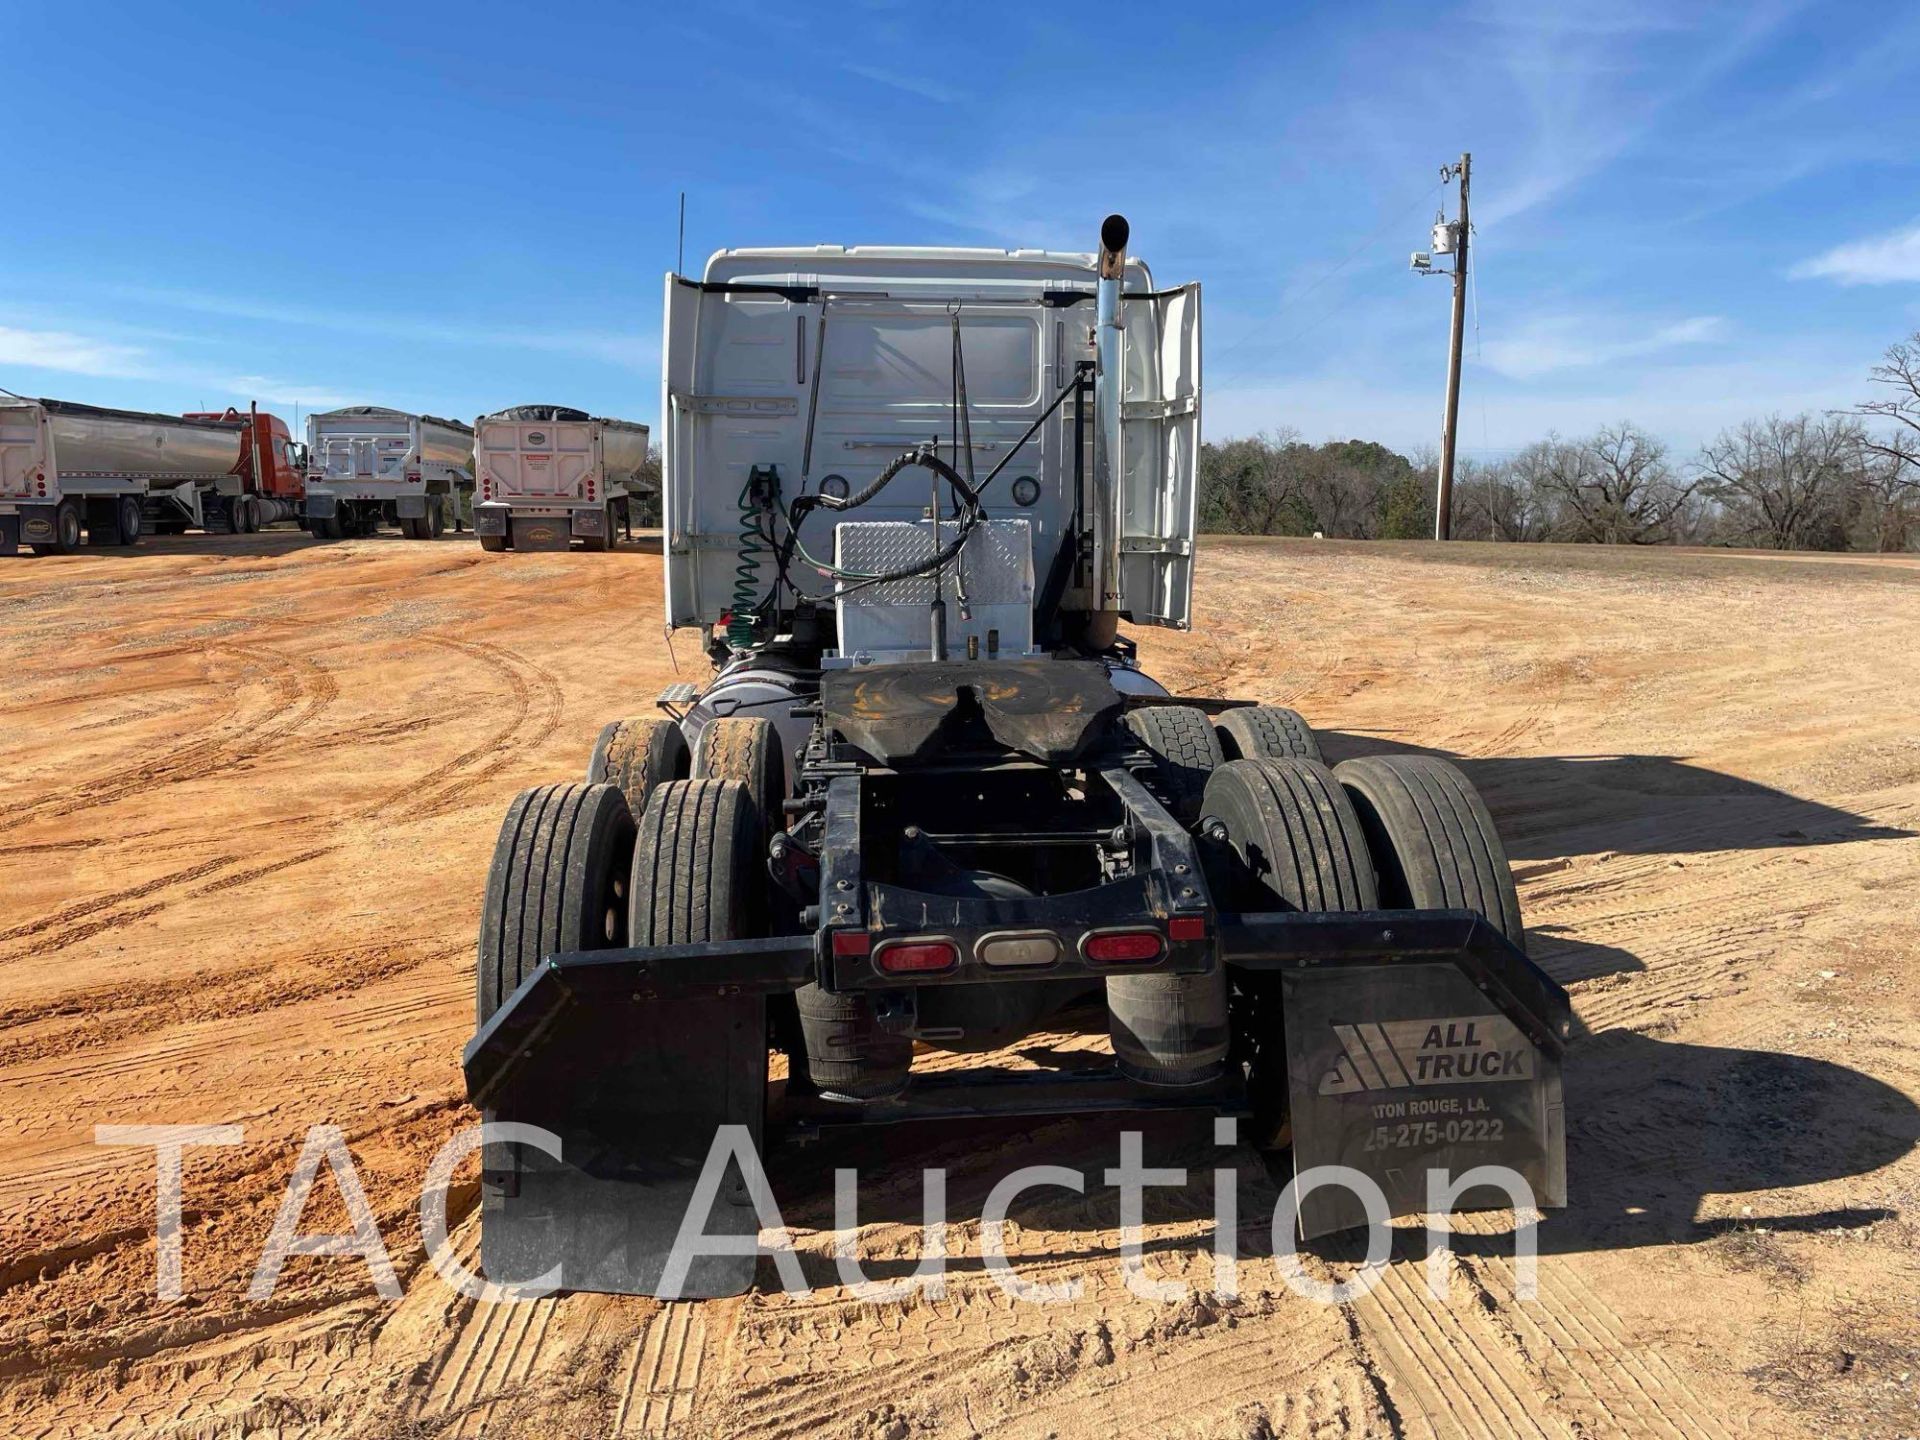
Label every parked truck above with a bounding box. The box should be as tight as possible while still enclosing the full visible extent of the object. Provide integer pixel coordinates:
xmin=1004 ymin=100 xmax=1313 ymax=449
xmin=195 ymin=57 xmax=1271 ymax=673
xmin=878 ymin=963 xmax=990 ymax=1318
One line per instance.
xmin=0 ymin=397 xmax=241 ymax=554
xmin=303 ymin=406 xmax=473 ymax=540
xmin=174 ymin=404 xmax=308 ymax=534
xmin=473 ymin=405 xmax=652 ymax=552
xmin=462 ymin=215 xmax=1571 ymax=1298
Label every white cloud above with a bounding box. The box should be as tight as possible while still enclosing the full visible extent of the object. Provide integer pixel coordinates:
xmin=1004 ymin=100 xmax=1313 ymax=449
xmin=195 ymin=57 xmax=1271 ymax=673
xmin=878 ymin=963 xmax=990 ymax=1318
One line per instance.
xmin=1206 ymin=352 xmax=1863 ymax=458
xmin=1790 ymin=220 xmax=1920 ymax=285
xmin=0 ymin=325 xmax=148 ymax=378
xmin=94 ymin=285 xmax=655 ymax=370
xmin=222 ymin=375 xmax=354 ymax=410
xmin=840 ymin=61 xmax=957 ymax=104
xmin=1478 ymin=314 xmax=1726 ymax=380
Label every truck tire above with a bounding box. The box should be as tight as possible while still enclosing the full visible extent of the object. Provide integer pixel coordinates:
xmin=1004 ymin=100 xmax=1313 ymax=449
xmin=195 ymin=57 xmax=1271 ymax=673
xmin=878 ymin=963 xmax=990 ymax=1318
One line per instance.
xmin=1200 ymin=757 xmax=1378 ymax=913
xmin=1215 ymin=705 xmax=1323 ymax=765
xmin=115 ymin=496 xmax=142 ymax=547
xmin=692 ymin=717 xmax=786 ymax=838
xmin=1334 ymin=755 xmax=1525 ymax=950
xmin=427 ymin=496 xmax=445 ymax=538
xmin=476 ymin=782 xmax=636 ymax=1024
xmin=313 ymin=512 xmax=344 ymax=541
xmin=235 ymin=496 xmax=258 ymax=534
xmin=588 ymin=715 xmax=689 ymax=820
xmin=32 ymin=499 xmax=83 ymax=556
xmin=1198 ymin=758 xmax=1377 ymax=1143
xmin=479 ymin=530 xmax=507 ymax=552
xmin=1122 ymin=704 xmax=1223 ymax=825
xmin=628 ymin=780 xmax=765 ymax=946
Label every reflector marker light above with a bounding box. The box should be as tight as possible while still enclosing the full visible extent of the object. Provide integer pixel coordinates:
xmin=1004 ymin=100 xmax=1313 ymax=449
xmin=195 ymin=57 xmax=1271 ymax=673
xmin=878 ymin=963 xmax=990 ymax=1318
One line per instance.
xmin=874 ymin=938 xmax=960 ymax=974
xmin=1081 ymin=929 xmax=1165 ymax=963
xmin=831 ymin=930 xmax=871 ymax=958
xmin=1168 ymin=915 xmax=1207 ymax=942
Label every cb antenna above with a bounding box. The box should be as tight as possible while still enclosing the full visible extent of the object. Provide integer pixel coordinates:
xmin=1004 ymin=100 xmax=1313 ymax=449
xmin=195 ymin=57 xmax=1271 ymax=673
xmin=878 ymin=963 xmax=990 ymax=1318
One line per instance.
xmin=677 ymin=191 xmax=686 ymax=277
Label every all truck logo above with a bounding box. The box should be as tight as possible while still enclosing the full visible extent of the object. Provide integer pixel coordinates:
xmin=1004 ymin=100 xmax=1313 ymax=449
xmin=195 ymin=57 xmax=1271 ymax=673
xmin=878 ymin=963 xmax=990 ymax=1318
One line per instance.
xmin=1318 ymin=1014 xmax=1533 ymax=1094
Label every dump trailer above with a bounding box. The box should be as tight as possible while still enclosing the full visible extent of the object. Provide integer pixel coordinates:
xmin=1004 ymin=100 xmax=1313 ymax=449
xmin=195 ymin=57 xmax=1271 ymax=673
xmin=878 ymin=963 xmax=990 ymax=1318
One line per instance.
xmin=464 ymin=216 xmax=1571 ymax=1298
xmin=473 ymin=406 xmax=651 ymax=552
xmin=0 ymin=397 xmax=243 ymax=554
xmin=175 ymin=404 xmax=307 ymax=534
xmin=304 ymin=406 xmax=473 ymax=539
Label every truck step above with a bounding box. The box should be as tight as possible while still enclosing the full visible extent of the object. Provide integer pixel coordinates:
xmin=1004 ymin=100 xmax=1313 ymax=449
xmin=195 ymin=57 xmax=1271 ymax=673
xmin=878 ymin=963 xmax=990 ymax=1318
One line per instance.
xmin=656 ymin=682 xmax=699 ymax=708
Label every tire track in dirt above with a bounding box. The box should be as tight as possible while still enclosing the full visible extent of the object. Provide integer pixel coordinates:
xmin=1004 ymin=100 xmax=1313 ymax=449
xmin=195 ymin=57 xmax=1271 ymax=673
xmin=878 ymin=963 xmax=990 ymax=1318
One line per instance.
xmin=362 ymin=636 xmax=566 ymax=823
xmin=0 ymin=639 xmax=337 ymax=834
xmin=1446 ymin=1216 xmax=1739 ymax=1440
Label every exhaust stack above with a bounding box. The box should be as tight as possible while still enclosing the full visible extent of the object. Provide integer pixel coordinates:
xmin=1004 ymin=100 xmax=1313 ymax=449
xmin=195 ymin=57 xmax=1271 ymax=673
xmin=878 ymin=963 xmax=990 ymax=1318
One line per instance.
xmin=1091 ymin=213 xmax=1129 ymax=628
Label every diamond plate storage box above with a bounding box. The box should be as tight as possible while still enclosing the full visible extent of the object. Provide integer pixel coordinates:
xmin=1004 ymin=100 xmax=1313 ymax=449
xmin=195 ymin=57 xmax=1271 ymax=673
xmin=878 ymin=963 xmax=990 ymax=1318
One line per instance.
xmin=833 ymin=519 xmax=1035 ymax=664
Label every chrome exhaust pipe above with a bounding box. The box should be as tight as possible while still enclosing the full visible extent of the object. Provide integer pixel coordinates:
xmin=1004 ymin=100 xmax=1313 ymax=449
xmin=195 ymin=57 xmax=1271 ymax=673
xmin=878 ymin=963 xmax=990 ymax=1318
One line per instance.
xmin=1091 ymin=213 xmax=1129 ymax=623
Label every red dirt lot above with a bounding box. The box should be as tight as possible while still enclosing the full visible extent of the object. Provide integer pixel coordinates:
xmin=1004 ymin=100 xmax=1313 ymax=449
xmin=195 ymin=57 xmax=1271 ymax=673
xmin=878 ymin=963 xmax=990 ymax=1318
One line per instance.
xmin=0 ymin=532 xmax=1916 ymax=1438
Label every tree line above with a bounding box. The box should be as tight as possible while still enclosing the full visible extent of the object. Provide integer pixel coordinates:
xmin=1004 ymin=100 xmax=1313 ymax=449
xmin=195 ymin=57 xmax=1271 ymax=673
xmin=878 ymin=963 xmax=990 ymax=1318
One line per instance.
xmin=1200 ymin=330 xmax=1920 ymax=550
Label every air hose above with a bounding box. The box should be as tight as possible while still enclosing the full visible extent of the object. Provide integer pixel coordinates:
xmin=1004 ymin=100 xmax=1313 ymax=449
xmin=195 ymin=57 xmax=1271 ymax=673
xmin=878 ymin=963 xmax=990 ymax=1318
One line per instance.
xmin=729 ymin=466 xmax=780 ymax=649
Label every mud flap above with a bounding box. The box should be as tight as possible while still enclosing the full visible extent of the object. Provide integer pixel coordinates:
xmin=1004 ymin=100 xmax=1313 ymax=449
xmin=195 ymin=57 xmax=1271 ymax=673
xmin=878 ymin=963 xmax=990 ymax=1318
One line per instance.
xmin=1281 ymin=949 xmax=1567 ymax=1239
xmin=479 ymin=991 xmax=770 ymax=1298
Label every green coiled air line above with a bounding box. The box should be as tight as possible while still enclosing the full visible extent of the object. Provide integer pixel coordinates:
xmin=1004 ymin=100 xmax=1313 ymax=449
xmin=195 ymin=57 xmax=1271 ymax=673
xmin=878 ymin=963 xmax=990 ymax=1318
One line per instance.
xmin=728 ymin=466 xmax=780 ymax=650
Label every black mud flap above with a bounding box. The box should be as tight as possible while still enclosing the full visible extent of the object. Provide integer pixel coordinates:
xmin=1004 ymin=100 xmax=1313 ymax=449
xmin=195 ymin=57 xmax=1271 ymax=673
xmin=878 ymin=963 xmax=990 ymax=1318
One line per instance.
xmin=1277 ymin=923 xmax=1569 ymax=1239
xmin=475 ymin=990 xmax=770 ymax=1298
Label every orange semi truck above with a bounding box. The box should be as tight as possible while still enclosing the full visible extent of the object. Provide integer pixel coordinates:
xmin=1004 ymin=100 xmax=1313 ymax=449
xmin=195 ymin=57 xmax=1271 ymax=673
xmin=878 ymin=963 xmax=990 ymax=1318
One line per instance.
xmin=173 ymin=403 xmax=307 ymax=534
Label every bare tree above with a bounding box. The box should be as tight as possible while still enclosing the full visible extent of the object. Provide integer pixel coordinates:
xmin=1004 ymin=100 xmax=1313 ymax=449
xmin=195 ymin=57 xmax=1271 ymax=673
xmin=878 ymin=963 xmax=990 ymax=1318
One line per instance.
xmin=1526 ymin=424 xmax=1695 ymax=544
xmin=1456 ymin=456 xmax=1545 ymax=541
xmin=1843 ymin=333 xmax=1920 ymax=550
xmin=1697 ymin=413 xmax=1867 ymax=551
xmin=1198 ymin=429 xmax=1306 ymax=534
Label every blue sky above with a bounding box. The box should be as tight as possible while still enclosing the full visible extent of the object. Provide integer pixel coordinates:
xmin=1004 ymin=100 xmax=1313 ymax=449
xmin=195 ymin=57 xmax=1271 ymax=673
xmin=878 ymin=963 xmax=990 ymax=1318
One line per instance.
xmin=6 ymin=0 xmax=1920 ymax=457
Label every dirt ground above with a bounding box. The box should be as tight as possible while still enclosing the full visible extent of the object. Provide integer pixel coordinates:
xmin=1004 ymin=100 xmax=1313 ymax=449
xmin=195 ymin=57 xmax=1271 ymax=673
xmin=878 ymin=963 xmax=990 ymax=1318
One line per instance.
xmin=1 ymin=531 xmax=1916 ymax=1440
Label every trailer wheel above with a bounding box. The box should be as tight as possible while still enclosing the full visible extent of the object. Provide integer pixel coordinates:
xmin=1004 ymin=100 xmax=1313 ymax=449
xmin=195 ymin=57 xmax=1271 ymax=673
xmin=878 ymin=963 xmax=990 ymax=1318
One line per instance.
xmin=313 ymin=512 xmax=344 ymax=541
xmin=629 ymin=780 xmax=765 ymax=946
xmin=1122 ymin=705 xmax=1223 ymax=825
xmin=692 ymin=717 xmax=786 ymax=838
xmin=234 ymin=496 xmax=257 ymax=533
xmin=479 ymin=526 xmax=507 ymax=552
xmin=32 ymin=499 xmax=83 ymax=556
xmin=588 ymin=715 xmax=689 ymax=819
xmin=476 ymin=782 xmax=636 ymax=1024
xmin=115 ymin=497 xmax=142 ymax=546
xmin=1215 ymin=705 xmax=1323 ymax=765
xmin=1334 ymin=755 xmax=1525 ymax=950
xmin=426 ymin=496 xmax=445 ymax=538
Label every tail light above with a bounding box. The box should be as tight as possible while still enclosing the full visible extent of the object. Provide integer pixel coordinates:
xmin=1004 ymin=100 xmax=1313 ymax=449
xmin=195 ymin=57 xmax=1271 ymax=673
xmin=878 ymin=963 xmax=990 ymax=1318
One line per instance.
xmin=874 ymin=938 xmax=959 ymax=975
xmin=1082 ymin=929 xmax=1165 ymax=964
xmin=406 ymin=471 xmax=422 ymax=484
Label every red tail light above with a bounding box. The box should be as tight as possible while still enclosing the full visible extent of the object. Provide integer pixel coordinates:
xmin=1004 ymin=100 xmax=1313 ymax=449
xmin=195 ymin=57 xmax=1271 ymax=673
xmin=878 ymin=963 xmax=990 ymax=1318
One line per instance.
xmin=1082 ymin=929 xmax=1165 ymax=964
xmin=874 ymin=939 xmax=959 ymax=974
xmin=831 ymin=929 xmax=871 ymax=959
xmin=1168 ymin=915 xmax=1207 ymax=942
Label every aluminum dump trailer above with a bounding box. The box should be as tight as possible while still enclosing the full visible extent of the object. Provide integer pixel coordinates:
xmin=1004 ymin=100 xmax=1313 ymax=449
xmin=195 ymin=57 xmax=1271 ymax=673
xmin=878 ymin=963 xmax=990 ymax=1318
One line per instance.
xmin=0 ymin=398 xmax=241 ymax=554
xmin=304 ymin=406 xmax=473 ymax=541
xmin=472 ymin=406 xmax=651 ymax=553
xmin=462 ymin=216 xmax=1570 ymax=1299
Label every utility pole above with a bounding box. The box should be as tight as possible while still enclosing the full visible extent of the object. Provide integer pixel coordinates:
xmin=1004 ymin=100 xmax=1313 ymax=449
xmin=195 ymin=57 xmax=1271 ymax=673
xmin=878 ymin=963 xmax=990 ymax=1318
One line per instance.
xmin=1435 ymin=152 xmax=1470 ymax=541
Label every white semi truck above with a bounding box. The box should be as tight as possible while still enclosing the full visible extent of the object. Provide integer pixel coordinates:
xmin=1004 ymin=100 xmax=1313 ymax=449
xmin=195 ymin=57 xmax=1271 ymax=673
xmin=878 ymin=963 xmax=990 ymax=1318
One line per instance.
xmin=0 ymin=397 xmax=242 ymax=554
xmin=304 ymin=406 xmax=474 ymax=540
xmin=472 ymin=406 xmax=652 ymax=552
xmin=462 ymin=216 xmax=1572 ymax=1301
